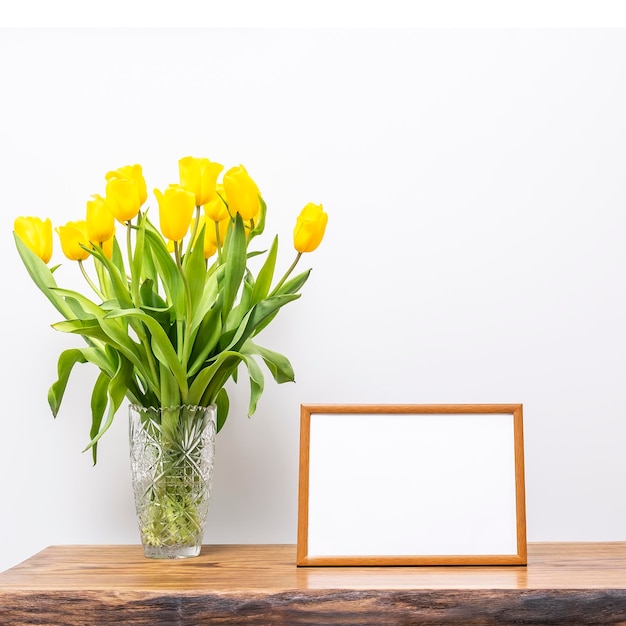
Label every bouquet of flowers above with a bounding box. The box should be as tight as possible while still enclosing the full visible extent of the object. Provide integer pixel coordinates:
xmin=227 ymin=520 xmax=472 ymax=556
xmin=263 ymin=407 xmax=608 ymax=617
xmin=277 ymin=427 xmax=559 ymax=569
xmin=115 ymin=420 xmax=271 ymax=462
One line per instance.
xmin=13 ymin=157 xmax=328 ymax=464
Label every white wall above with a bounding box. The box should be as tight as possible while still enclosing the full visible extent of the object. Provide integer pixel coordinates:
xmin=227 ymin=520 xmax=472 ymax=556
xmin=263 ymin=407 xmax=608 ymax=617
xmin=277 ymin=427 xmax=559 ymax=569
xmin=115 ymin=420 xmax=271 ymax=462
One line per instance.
xmin=2 ymin=27 xmax=626 ymax=572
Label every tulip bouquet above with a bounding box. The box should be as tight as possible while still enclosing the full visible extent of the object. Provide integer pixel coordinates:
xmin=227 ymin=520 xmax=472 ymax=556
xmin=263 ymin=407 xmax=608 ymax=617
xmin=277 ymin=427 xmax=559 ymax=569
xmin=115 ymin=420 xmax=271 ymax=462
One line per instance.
xmin=13 ymin=157 xmax=328 ymax=464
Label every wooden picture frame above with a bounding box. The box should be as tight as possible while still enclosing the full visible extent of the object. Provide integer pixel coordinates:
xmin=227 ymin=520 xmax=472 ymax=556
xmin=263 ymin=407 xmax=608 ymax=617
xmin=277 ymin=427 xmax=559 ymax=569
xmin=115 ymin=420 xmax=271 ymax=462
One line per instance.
xmin=297 ymin=404 xmax=527 ymax=566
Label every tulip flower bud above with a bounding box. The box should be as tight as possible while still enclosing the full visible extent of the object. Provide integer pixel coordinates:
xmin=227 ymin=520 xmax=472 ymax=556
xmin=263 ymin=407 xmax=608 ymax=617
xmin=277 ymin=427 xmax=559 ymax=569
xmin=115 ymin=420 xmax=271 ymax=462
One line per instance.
xmin=192 ymin=216 xmax=218 ymax=259
xmin=14 ymin=216 xmax=53 ymax=264
xmin=56 ymin=221 xmax=91 ymax=261
xmin=203 ymin=238 xmax=217 ymax=260
xmin=105 ymin=164 xmax=148 ymax=206
xmin=179 ymin=156 xmax=224 ymax=207
xmin=154 ymin=184 xmax=196 ymax=242
xmin=101 ymin=235 xmax=115 ymax=260
xmin=223 ymin=165 xmax=261 ymax=221
xmin=205 ymin=215 xmax=230 ymax=248
xmin=105 ymin=177 xmax=142 ymax=223
xmin=293 ymin=203 xmax=328 ymax=253
xmin=204 ymin=185 xmax=228 ymax=222
xmin=86 ymin=194 xmax=116 ymax=243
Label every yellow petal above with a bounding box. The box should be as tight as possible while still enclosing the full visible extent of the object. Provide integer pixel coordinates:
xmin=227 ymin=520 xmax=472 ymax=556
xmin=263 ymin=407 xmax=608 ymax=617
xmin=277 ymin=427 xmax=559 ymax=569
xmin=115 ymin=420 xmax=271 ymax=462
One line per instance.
xmin=106 ymin=178 xmax=142 ymax=223
xmin=293 ymin=203 xmax=328 ymax=253
xmin=14 ymin=216 xmax=53 ymax=263
xmin=179 ymin=156 xmax=224 ymax=207
xmin=100 ymin=235 xmax=115 ymax=260
xmin=86 ymin=194 xmax=116 ymax=243
xmin=106 ymin=164 xmax=147 ymax=206
xmin=222 ymin=165 xmax=261 ymax=221
xmin=154 ymin=184 xmax=196 ymax=241
xmin=56 ymin=221 xmax=90 ymax=261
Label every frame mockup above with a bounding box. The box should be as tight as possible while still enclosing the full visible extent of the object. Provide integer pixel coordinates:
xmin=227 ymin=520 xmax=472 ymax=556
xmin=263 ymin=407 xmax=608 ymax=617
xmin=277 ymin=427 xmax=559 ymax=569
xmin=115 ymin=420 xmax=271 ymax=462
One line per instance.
xmin=297 ymin=404 xmax=527 ymax=566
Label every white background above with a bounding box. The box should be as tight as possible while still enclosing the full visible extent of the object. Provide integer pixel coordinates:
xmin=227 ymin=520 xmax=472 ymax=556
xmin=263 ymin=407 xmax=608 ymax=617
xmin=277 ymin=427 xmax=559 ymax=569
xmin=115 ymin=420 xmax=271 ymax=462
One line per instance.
xmin=2 ymin=5 xmax=626 ymax=572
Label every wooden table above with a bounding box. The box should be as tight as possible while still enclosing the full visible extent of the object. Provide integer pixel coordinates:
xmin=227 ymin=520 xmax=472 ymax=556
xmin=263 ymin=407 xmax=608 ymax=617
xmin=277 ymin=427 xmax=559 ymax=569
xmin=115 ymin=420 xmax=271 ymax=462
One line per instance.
xmin=1 ymin=543 xmax=626 ymax=624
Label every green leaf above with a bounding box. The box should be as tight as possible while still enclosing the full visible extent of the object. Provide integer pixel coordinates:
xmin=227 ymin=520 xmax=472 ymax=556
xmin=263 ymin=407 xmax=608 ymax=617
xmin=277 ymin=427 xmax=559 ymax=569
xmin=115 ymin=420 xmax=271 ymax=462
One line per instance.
xmin=51 ymin=287 xmax=105 ymax=320
xmin=131 ymin=215 xmax=147 ymax=306
xmin=188 ymin=300 xmax=223 ymax=376
xmin=234 ymin=294 xmax=300 ymax=349
xmin=100 ymin=299 xmax=123 ymax=311
xmin=242 ymin=340 xmax=295 ymax=384
xmin=51 ymin=317 xmax=154 ymax=395
xmin=87 ymin=244 xmax=133 ymax=308
xmin=60 ymin=258 xmax=161 ymax=398
xmin=52 ymin=318 xmax=110 ymax=343
xmin=183 ymin=223 xmax=209 ymax=316
xmin=222 ymin=270 xmax=254 ymax=340
xmin=273 ymin=268 xmax=311 ymax=297
xmin=89 ymin=372 xmax=110 ymax=464
xmin=139 ymin=278 xmax=168 ymax=310
xmin=190 ymin=269 xmax=219 ymax=332
xmin=110 ymin=234 xmax=127 ymax=276
xmin=143 ymin=227 xmax=185 ymax=321
xmin=83 ymin=355 xmax=133 ymax=454
xmin=241 ymin=354 xmax=264 ymax=416
xmin=222 ymin=214 xmax=247 ymax=320
xmin=215 ymin=387 xmax=230 ymax=433
xmin=219 ymin=306 xmax=255 ymax=352
xmin=187 ymin=351 xmax=243 ymax=407
xmin=254 ymin=274 xmax=309 ymax=337
xmin=92 ymin=237 xmax=125 ymax=301
xmin=14 ymin=234 xmax=73 ymax=318
xmin=139 ymin=279 xmax=172 ymax=328
xmin=141 ymin=236 xmax=159 ymax=289
xmin=48 ymin=347 xmax=113 ymax=417
xmin=104 ymin=308 xmax=188 ymax=399
xmin=48 ymin=349 xmax=86 ymax=416
xmin=251 ymin=235 xmax=278 ymax=305
xmin=247 ymin=195 xmax=267 ymax=241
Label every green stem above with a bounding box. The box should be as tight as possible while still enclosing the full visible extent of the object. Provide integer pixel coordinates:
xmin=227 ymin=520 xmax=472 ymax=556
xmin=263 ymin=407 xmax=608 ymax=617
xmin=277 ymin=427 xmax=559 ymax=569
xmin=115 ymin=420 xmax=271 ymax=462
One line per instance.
xmin=215 ymin=220 xmax=223 ymax=265
xmin=174 ymin=240 xmax=194 ymax=367
xmin=138 ymin=334 xmax=160 ymax=398
xmin=126 ymin=220 xmax=140 ymax=305
xmin=93 ymin=243 xmax=110 ymax=300
xmin=125 ymin=218 xmax=159 ymax=397
xmin=78 ymin=260 xmax=106 ymax=300
xmin=271 ymin=252 xmax=302 ymax=295
xmin=185 ymin=206 xmax=201 ymax=263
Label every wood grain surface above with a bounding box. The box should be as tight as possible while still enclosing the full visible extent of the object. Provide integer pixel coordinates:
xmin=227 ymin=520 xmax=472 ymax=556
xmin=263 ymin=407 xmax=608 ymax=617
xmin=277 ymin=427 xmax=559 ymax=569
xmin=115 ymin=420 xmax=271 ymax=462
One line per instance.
xmin=1 ymin=543 xmax=626 ymax=624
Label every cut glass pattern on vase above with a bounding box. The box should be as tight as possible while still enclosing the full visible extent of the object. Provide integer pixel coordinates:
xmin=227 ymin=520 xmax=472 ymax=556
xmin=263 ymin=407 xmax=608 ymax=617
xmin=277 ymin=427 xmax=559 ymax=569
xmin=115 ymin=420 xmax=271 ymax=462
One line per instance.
xmin=129 ymin=404 xmax=217 ymax=559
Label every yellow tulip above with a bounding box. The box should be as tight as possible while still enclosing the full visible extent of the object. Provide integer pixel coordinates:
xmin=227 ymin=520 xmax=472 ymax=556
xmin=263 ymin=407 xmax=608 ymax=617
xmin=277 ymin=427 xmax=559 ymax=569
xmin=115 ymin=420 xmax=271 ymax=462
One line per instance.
xmin=105 ymin=177 xmax=143 ymax=223
xmin=204 ymin=184 xmax=228 ymax=221
xmin=105 ymin=164 xmax=147 ymax=206
xmin=100 ymin=235 xmax=115 ymax=260
xmin=179 ymin=156 xmax=224 ymax=207
xmin=154 ymin=184 xmax=196 ymax=242
xmin=86 ymin=194 xmax=115 ymax=243
xmin=14 ymin=216 xmax=53 ymax=264
xmin=192 ymin=216 xmax=218 ymax=259
xmin=293 ymin=203 xmax=328 ymax=253
xmin=56 ymin=221 xmax=90 ymax=261
xmin=205 ymin=215 xmax=230 ymax=248
xmin=203 ymin=238 xmax=217 ymax=260
xmin=222 ymin=165 xmax=261 ymax=221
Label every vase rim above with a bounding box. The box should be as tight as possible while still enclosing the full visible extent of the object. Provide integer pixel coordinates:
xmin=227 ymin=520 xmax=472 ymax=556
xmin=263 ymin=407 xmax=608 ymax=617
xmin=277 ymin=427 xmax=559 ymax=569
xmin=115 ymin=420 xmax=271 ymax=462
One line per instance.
xmin=129 ymin=403 xmax=217 ymax=414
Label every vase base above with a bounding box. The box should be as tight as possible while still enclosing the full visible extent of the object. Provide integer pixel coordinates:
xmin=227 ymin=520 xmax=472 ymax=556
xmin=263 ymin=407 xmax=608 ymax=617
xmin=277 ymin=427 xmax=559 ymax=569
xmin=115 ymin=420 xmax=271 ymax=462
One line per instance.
xmin=142 ymin=545 xmax=202 ymax=559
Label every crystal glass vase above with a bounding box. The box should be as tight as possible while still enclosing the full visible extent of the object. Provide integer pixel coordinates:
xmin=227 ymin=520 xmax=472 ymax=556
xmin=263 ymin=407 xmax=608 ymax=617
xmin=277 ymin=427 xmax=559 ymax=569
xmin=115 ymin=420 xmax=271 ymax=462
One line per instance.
xmin=129 ymin=404 xmax=217 ymax=559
